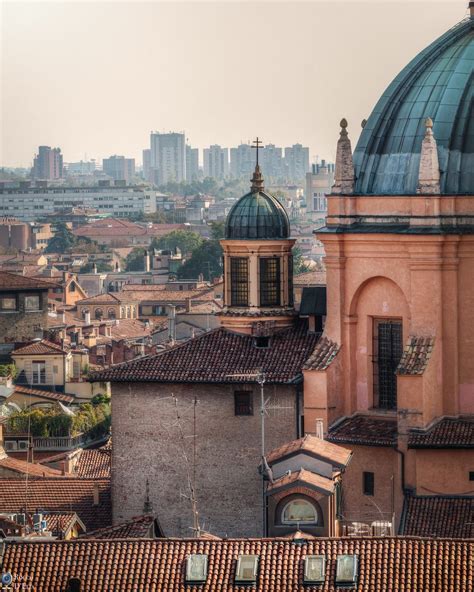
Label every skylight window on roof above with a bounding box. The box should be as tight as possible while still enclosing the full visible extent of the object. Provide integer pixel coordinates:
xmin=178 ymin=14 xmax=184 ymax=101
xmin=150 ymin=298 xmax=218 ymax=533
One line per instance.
xmin=336 ymin=554 xmax=358 ymax=585
xmin=235 ymin=554 xmax=259 ymax=583
xmin=185 ymin=554 xmax=208 ymax=583
xmin=304 ymin=555 xmax=326 ymax=584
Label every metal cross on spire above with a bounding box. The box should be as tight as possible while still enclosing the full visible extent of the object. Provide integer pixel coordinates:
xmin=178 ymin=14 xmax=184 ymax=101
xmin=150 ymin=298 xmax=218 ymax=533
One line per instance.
xmin=252 ymin=137 xmax=263 ymax=166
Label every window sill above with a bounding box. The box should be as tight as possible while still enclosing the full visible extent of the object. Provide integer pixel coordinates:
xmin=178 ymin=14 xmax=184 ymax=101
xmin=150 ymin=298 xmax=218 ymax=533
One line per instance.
xmin=0 ymin=310 xmax=19 ymax=314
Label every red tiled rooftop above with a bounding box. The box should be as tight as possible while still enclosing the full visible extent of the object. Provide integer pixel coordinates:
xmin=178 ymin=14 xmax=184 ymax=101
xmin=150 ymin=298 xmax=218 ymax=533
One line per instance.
xmin=12 ymin=339 xmax=67 ymax=356
xmin=91 ymin=321 xmax=320 ymax=384
xmin=267 ymin=468 xmax=335 ymax=496
xmin=408 ymin=417 xmax=474 ymax=448
xmin=293 ymin=270 xmax=326 ymax=286
xmin=327 ymin=414 xmax=398 ymax=447
xmin=81 ymin=514 xmax=159 ymax=539
xmin=0 ymin=271 xmax=51 ymax=291
xmin=76 ymin=292 xmax=126 ymax=305
xmin=0 ymin=456 xmax=67 ymax=478
xmin=397 ymin=336 xmax=435 ymax=375
xmin=2 ymin=537 xmax=472 ymax=592
xmin=75 ymin=446 xmax=111 ymax=479
xmin=402 ymin=495 xmax=474 ymax=539
xmin=0 ymin=478 xmax=111 ymax=530
xmin=43 ymin=512 xmax=86 ymax=537
xmin=12 ymin=385 xmax=75 ymax=404
xmin=303 ymin=336 xmax=340 ymax=370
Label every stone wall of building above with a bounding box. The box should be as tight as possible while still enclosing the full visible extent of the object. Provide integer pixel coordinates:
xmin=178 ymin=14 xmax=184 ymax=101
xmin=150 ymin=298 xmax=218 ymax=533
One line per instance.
xmin=0 ymin=291 xmax=48 ymax=343
xmin=111 ymin=381 xmax=299 ymax=537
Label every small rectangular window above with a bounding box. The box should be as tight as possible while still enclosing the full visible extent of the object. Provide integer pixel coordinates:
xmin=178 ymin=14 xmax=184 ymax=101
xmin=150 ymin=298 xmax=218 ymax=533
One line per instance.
xmin=234 ymin=391 xmax=253 ymax=416
xmin=230 ymin=257 xmax=249 ymax=307
xmin=336 ymin=555 xmax=358 ymax=585
xmin=186 ymin=554 xmax=208 ymax=583
xmin=304 ymin=555 xmax=326 ymax=584
xmin=259 ymin=257 xmax=281 ymax=307
xmin=469 ymin=472 xmax=474 ymax=481
xmin=25 ymin=295 xmax=41 ymax=311
xmin=0 ymin=296 xmax=17 ymax=311
xmin=32 ymin=361 xmax=46 ymax=385
xmin=235 ymin=555 xmax=259 ymax=583
xmin=363 ymin=471 xmax=374 ymax=496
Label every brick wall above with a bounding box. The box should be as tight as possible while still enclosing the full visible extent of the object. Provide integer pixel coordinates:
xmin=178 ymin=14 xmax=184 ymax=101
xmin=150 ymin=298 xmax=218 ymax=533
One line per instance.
xmin=111 ymin=381 xmax=299 ymax=537
xmin=0 ymin=290 xmax=48 ymax=343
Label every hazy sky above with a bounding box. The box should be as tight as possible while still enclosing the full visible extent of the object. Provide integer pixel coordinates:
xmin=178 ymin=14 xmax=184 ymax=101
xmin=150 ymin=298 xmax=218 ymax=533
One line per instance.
xmin=1 ymin=0 xmax=467 ymax=167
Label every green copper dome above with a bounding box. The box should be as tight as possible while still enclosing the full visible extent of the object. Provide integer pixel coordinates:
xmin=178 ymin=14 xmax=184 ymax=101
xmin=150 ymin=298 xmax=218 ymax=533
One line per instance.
xmin=354 ymin=17 xmax=474 ymax=195
xmin=225 ymin=166 xmax=290 ymax=239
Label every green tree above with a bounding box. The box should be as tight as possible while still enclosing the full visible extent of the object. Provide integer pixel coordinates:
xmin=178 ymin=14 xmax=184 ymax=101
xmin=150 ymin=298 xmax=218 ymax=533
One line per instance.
xmin=45 ymin=223 xmax=76 ymax=253
xmin=292 ymin=246 xmax=311 ymax=274
xmin=152 ymin=230 xmax=203 ymax=255
xmin=125 ymin=248 xmax=145 ymax=271
xmin=209 ymin=221 xmax=225 ymax=240
xmin=79 ymin=261 xmax=114 ymax=273
xmin=177 ymin=240 xmax=223 ymax=281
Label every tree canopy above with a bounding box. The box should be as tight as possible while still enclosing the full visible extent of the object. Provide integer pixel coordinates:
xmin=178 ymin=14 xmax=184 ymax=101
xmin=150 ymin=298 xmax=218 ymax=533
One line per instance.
xmin=151 ymin=230 xmax=203 ymax=255
xmin=177 ymin=240 xmax=223 ymax=281
xmin=125 ymin=248 xmax=145 ymax=272
xmin=292 ymin=246 xmax=312 ymax=274
xmin=45 ymin=223 xmax=76 ymax=253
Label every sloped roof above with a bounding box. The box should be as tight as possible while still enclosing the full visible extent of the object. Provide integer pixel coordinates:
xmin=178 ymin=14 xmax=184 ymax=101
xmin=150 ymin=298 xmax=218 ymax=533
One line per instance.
xmin=80 ymin=515 xmax=158 ymax=539
xmin=91 ymin=321 xmax=320 ymax=384
xmin=303 ymin=336 xmax=340 ymax=370
xmin=3 ymin=537 xmax=471 ymax=592
xmin=0 ymin=271 xmax=51 ymax=291
xmin=0 ymin=478 xmax=111 ymax=530
xmin=75 ymin=446 xmax=111 ymax=479
xmin=293 ymin=270 xmax=326 ymax=286
xmin=408 ymin=417 xmax=474 ymax=448
xmin=0 ymin=456 xmax=67 ymax=478
xmin=401 ymin=495 xmax=474 ymax=539
xmin=12 ymin=385 xmax=75 ymax=404
xmin=43 ymin=512 xmax=87 ymax=537
xmin=327 ymin=415 xmax=398 ymax=447
xmin=12 ymin=339 xmax=67 ymax=356
xmin=76 ymin=293 xmax=124 ymax=306
xmin=266 ymin=434 xmax=352 ymax=468
xmin=397 ymin=336 xmax=435 ymax=375
xmin=266 ymin=468 xmax=335 ymax=496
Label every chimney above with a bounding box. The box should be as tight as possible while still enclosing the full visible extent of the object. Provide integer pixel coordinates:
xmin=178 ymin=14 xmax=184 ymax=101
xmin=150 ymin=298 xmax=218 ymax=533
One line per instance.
xmin=144 ymin=249 xmax=150 ymax=272
xmin=332 ymin=118 xmax=355 ymax=194
xmin=93 ymin=262 xmax=97 ymax=274
xmin=168 ymin=305 xmax=176 ymax=343
xmin=84 ymin=310 xmax=91 ymax=325
xmin=61 ymin=311 xmax=66 ymax=324
xmin=92 ymin=482 xmax=100 ymax=506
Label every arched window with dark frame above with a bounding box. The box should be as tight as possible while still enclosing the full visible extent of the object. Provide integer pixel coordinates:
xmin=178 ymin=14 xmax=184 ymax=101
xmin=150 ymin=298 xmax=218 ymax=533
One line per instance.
xmin=230 ymin=257 xmax=249 ymax=306
xmin=276 ymin=494 xmax=321 ymax=526
xmin=260 ymin=257 xmax=281 ymax=307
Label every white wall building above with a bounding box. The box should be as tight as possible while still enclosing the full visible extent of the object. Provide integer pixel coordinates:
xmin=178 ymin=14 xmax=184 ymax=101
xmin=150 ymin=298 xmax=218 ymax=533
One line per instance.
xmin=305 ymin=160 xmax=335 ymax=214
xmin=150 ymin=132 xmax=186 ymax=185
xmin=203 ymin=145 xmax=229 ymax=179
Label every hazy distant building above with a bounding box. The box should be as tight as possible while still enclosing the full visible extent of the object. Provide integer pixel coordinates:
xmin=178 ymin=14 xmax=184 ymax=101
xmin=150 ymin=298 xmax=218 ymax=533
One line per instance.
xmin=150 ymin=132 xmax=186 ymax=185
xmin=230 ymin=143 xmax=253 ymax=179
xmin=305 ymin=160 xmax=335 ymax=213
xmin=142 ymin=149 xmax=151 ymax=182
xmin=32 ymin=146 xmax=63 ymax=180
xmin=102 ymin=156 xmax=135 ymax=183
xmin=186 ymin=145 xmax=199 ymax=182
xmin=203 ymin=145 xmax=229 ymax=179
xmin=260 ymin=144 xmax=284 ymax=179
xmin=64 ymin=160 xmax=97 ymax=175
xmin=284 ymin=144 xmax=310 ymax=181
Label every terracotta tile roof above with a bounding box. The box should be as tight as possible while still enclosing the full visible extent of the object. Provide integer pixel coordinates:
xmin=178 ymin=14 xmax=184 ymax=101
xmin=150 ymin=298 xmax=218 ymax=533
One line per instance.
xmin=266 ymin=435 xmax=352 ymax=468
xmin=81 ymin=515 xmax=157 ymax=539
xmin=327 ymin=415 xmax=398 ymax=447
xmin=12 ymin=339 xmax=67 ymax=356
xmin=91 ymin=321 xmax=320 ymax=384
xmin=2 ymin=537 xmax=472 ymax=592
xmin=267 ymin=468 xmax=335 ymax=496
xmin=76 ymin=292 xmax=124 ymax=305
xmin=397 ymin=336 xmax=435 ymax=375
xmin=43 ymin=512 xmax=86 ymax=537
xmin=402 ymin=495 xmax=474 ymax=539
xmin=12 ymin=385 xmax=75 ymax=404
xmin=121 ymin=284 xmax=167 ymax=291
xmin=293 ymin=270 xmax=326 ymax=286
xmin=109 ymin=319 xmax=153 ymax=341
xmin=0 ymin=456 xmax=67 ymax=478
xmin=408 ymin=417 xmax=474 ymax=448
xmin=0 ymin=478 xmax=111 ymax=530
xmin=0 ymin=271 xmax=51 ymax=291
xmin=122 ymin=287 xmax=212 ymax=303
xmin=303 ymin=336 xmax=340 ymax=370
xmin=75 ymin=447 xmax=111 ymax=479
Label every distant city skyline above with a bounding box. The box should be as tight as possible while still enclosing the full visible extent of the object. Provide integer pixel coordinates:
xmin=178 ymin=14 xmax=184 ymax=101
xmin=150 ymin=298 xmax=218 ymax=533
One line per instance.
xmin=1 ymin=1 xmax=464 ymax=167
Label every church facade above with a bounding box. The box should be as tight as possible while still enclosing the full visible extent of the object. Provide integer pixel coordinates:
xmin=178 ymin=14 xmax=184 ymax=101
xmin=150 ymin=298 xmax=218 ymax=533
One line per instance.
xmin=304 ymin=12 xmax=474 ymax=531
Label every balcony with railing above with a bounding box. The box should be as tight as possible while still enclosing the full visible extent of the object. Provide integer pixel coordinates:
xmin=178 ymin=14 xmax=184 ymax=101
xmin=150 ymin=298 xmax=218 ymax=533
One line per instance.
xmin=338 ymin=513 xmax=395 ymax=537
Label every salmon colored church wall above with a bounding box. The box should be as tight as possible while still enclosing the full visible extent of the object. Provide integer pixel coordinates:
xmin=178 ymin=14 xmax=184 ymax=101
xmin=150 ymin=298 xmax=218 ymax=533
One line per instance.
xmin=414 ymin=449 xmax=474 ymax=496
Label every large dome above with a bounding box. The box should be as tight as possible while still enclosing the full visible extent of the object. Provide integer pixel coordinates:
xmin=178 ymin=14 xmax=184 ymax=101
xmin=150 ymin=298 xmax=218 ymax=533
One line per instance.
xmin=353 ymin=17 xmax=474 ymax=195
xmin=225 ymin=167 xmax=290 ymax=240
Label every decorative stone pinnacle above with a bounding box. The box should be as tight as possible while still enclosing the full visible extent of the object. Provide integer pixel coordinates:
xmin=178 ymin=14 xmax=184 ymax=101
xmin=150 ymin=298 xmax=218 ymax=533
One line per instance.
xmin=250 ymin=163 xmax=265 ymax=193
xmin=417 ymin=116 xmax=441 ymax=195
xmin=361 ymin=119 xmax=367 ymax=129
xmin=332 ymin=118 xmax=355 ymax=194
